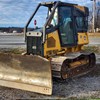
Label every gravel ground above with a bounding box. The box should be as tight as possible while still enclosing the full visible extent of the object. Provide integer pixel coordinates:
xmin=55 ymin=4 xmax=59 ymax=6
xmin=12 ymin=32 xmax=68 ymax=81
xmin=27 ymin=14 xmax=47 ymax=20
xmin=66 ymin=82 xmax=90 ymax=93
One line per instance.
xmin=0 ymin=35 xmax=99 ymax=99
xmin=0 ymin=64 xmax=99 ymax=100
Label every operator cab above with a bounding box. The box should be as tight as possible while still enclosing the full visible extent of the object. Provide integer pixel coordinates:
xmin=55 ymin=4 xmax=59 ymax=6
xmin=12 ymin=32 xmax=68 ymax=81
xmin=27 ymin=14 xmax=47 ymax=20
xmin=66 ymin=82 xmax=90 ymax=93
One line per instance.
xmin=25 ymin=1 xmax=89 ymax=56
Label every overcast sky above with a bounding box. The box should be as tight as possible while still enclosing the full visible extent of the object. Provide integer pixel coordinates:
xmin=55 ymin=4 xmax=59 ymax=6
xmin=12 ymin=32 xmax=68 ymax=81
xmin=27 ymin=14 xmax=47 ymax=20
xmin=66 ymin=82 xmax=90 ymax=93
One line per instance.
xmin=0 ymin=0 xmax=93 ymax=27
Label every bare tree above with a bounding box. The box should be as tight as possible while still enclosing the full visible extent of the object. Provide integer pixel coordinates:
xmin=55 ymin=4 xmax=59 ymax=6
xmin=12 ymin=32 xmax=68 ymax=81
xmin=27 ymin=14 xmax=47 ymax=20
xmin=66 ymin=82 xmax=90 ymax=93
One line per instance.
xmin=96 ymin=1 xmax=100 ymax=28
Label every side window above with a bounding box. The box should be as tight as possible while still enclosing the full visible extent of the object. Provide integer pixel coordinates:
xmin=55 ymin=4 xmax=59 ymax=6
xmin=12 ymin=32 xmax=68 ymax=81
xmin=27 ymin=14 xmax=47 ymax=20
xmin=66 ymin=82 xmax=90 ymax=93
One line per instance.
xmin=75 ymin=10 xmax=88 ymax=32
xmin=76 ymin=17 xmax=84 ymax=28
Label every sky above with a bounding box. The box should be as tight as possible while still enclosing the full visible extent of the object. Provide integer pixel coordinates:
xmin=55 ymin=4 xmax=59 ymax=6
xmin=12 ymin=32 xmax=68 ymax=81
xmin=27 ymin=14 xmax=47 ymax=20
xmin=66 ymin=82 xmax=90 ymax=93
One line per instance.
xmin=0 ymin=0 xmax=93 ymax=27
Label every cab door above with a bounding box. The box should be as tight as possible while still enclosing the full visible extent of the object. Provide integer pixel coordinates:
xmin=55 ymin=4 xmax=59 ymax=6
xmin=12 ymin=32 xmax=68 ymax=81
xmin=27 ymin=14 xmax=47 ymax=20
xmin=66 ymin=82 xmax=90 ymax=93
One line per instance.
xmin=58 ymin=6 xmax=77 ymax=46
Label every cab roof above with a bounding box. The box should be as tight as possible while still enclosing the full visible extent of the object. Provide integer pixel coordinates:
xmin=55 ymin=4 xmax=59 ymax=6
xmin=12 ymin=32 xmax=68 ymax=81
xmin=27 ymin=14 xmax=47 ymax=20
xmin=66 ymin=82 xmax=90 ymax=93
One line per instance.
xmin=40 ymin=1 xmax=77 ymax=7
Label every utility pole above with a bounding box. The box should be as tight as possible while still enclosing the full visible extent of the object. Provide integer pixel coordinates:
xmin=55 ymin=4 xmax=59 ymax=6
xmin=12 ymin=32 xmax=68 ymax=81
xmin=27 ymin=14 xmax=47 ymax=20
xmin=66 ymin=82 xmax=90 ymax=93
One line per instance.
xmin=91 ymin=0 xmax=96 ymax=33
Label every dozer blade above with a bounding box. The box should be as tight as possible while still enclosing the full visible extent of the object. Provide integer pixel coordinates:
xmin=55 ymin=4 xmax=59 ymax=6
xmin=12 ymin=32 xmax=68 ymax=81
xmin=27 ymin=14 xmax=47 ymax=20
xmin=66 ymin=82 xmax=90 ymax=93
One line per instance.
xmin=0 ymin=53 xmax=52 ymax=95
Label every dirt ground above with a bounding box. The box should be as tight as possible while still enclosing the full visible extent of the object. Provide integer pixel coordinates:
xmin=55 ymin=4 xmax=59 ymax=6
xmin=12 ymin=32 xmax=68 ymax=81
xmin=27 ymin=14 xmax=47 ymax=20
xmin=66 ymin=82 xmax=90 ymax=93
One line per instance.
xmin=0 ymin=35 xmax=99 ymax=99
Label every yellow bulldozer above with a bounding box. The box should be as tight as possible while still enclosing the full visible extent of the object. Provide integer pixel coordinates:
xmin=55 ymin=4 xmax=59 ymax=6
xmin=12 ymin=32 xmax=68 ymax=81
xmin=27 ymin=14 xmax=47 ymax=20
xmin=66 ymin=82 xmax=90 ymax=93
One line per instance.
xmin=0 ymin=1 xmax=96 ymax=95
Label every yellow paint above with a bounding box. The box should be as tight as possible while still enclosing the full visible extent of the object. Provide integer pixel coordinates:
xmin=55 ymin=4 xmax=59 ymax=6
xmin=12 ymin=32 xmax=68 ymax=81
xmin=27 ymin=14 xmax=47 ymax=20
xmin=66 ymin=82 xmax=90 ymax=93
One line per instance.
xmin=62 ymin=45 xmax=82 ymax=53
xmin=44 ymin=30 xmax=61 ymax=56
xmin=78 ymin=32 xmax=89 ymax=45
xmin=44 ymin=31 xmax=88 ymax=57
xmin=74 ymin=5 xmax=85 ymax=12
xmin=69 ymin=59 xmax=88 ymax=68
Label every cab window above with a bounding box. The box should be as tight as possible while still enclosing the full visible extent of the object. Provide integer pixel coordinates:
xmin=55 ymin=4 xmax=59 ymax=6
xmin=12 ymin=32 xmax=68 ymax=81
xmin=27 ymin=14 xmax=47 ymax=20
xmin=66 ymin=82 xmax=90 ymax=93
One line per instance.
xmin=75 ymin=10 xmax=88 ymax=32
xmin=59 ymin=6 xmax=76 ymax=46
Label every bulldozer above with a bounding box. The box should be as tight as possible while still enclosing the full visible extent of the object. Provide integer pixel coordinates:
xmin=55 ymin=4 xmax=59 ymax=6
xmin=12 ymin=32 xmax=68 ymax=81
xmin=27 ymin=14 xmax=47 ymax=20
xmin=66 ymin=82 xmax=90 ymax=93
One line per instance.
xmin=0 ymin=1 xmax=96 ymax=95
